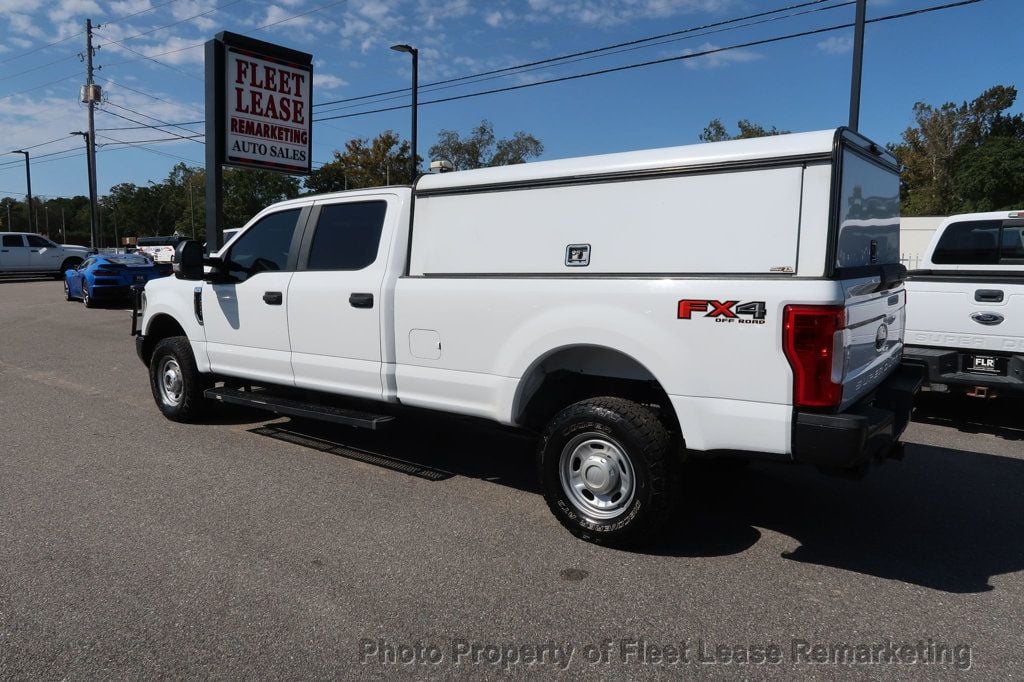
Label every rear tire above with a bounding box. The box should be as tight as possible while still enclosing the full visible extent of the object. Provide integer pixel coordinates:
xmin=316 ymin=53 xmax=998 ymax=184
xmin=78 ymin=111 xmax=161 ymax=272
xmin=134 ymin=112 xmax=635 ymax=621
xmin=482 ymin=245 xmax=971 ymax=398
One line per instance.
xmin=81 ymin=281 xmax=95 ymax=308
xmin=149 ymin=336 xmax=210 ymax=422
xmin=538 ymin=397 xmax=677 ymax=547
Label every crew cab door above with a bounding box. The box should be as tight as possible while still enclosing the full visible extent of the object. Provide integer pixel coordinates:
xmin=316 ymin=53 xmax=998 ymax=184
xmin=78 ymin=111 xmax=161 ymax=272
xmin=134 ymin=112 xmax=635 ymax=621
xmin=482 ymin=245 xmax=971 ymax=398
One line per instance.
xmin=0 ymin=234 xmax=30 ymax=271
xmin=287 ymin=196 xmax=394 ymax=401
xmin=907 ymin=219 xmax=1024 ymax=352
xmin=203 ymin=208 xmax=306 ymax=386
xmin=26 ymin=234 xmax=62 ymax=271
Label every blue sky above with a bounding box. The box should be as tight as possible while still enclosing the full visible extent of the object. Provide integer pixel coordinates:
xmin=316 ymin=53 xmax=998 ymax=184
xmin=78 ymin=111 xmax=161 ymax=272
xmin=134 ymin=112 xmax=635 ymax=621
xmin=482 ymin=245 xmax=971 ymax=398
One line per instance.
xmin=0 ymin=0 xmax=1020 ymax=200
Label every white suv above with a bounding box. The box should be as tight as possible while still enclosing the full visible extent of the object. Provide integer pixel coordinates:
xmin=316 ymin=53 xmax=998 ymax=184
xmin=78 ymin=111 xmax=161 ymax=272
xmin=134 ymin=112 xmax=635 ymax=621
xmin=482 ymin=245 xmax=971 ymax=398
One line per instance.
xmin=0 ymin=232 xmax=91 ymax=277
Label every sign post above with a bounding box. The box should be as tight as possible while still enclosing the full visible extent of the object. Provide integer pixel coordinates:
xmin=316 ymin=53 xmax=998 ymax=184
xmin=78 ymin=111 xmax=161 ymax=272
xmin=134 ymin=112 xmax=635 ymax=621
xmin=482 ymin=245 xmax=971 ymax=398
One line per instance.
xmin=204 ymin=32 xmax=313 ymax=253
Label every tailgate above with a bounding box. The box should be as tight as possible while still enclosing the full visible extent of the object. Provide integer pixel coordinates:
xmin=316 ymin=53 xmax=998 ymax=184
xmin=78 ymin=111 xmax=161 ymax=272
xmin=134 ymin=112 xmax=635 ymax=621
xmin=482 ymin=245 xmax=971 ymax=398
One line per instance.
xmin=906 ymin=278 xmax=1024 ymax=353
xmin=840 ymin=281 xmax=905 ymax=408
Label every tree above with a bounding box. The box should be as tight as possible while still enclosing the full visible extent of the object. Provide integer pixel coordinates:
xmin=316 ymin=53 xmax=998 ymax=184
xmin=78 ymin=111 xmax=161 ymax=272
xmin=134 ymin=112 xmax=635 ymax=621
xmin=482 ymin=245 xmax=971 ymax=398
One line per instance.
xmin=954 ymin=136 xmax=1024 ymax=212
xmin=428 ymin=120 xmax=543 ymax=170
xmin=305 ymin=130 xmax=416 ymax=193
xmin=698 ymin=118 xmax=789 ymax=142
xmin=889 ymin=85 xmax=1024 ymax=215
xmin=223 ymin=168 xmax=301 ymax=228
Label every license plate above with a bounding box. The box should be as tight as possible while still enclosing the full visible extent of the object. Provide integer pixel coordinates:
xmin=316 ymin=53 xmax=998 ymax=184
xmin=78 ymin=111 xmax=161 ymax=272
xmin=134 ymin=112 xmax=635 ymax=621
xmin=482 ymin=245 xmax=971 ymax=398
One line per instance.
xmin=134 ymin=275 xmax=145 ymax=283
xmin=965 ymin=354 xmax=1004 ymax=375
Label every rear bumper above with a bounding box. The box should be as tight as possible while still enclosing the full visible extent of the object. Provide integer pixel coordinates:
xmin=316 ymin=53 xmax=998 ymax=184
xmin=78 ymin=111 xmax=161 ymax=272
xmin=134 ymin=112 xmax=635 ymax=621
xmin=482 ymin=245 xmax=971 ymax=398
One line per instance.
xmin=791 ymin=364 xmax=923 ymax=470
xmin=902 ymin=346 xmax=1024 ymax=393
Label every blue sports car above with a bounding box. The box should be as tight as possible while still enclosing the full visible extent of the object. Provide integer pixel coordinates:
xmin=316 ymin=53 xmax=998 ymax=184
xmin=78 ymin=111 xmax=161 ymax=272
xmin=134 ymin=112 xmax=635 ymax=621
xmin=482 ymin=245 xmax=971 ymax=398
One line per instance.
xmin=64 ymin=253 xmax=172 ymax=307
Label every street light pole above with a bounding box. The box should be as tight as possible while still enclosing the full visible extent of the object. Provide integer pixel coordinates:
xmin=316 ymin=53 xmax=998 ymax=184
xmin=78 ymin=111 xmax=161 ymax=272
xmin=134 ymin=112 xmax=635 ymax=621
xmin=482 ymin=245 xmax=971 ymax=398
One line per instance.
xmin=848 ymin=0 xmax=867 ymax=132
xmin=71 ymin=131 xmax=99 ymax=249
xmin=390 ymin=44 xmax=418 ymax=182
xmin=11 ymin=150 xmax=34 ymax=232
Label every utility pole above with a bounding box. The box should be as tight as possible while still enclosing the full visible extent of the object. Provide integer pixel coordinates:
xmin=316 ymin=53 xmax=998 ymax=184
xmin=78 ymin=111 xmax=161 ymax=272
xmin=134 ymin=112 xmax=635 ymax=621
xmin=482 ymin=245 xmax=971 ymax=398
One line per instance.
xmin=82 ymin=19 xmax=101 ymax=249
xmin=44 ymin=204 xmax=49 ymax=235
xmin=10 ymin=150 xmax=33 ymax=232
xmin=61 ymin=208 xmax=66 ymax=243
xmin=848 ymin=0 xmax=867 ymax=132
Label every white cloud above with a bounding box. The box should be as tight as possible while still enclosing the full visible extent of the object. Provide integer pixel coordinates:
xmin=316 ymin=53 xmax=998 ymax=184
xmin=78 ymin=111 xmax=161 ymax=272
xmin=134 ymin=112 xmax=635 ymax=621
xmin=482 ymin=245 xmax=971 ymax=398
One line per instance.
xmin=313 ymin=73 xmax=348 ymax=90
xmin=109 ymin=0 xmax=151 ymax=15
xmin=817 ymin=36 xmax=853 ymax=55
xmin=525 ymin=0 xmax=739 ymax=27
xmin=48 ymin=0 xmax=102 ymax=22
xmin=680 ymin=42 xmax=761 ymax=70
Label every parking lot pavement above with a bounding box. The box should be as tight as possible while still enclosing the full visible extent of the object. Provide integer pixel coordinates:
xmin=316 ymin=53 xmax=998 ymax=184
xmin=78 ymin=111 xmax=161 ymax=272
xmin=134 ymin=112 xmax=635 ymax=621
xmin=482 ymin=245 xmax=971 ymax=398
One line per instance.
xmin=1 ymin=278 xmax=1023 ymax=678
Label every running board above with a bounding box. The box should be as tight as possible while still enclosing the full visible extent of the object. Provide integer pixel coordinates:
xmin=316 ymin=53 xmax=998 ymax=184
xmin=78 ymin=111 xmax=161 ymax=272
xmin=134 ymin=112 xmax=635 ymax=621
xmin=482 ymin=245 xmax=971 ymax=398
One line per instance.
xmin=204 ymin=387 xmax=395 ymax=430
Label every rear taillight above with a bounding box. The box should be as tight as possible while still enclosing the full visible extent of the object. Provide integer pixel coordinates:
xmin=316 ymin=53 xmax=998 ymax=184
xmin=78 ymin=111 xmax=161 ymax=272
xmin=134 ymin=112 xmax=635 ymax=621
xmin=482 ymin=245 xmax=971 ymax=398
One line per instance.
xmin=93 ymin=269 xmax=119 ymax=277
xmin=783 ymin=305 xmax=845 ymax=409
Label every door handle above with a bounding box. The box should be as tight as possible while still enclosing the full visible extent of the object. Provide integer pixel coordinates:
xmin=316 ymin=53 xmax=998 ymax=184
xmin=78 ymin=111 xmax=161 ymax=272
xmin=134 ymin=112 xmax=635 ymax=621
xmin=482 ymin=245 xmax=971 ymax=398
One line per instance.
xmin=262 ymin=291 xmax=283 ymax=305
xmin=975 ymin=289 xmax=1004 ymax=303
xmin=0 ymin=249 xmax=8 ymax=253
xmin=29 ymin=249 xmax=39 ymax=253
xmin=349 ymin=292 xmax=374 ymax=308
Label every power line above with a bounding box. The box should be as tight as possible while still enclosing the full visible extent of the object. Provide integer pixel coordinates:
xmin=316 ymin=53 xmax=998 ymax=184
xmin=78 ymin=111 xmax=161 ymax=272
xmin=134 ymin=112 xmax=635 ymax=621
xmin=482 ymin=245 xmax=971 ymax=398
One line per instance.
xmin=96 ymin=75 xmax=201 ymax=115
xmin=94 ymin=30 xmax=203 ymax=81
xmin=0 ymin=72 xmax=79 ymax=102
xmin=101 ymin=0 xmax=351 ymax=69
xmin=315 ymin=0 xmax=984 ymax=123
xmin=0 ymin=53 xmax=80 ymax=84
xmin=315 ymin=0 xmax=856 ymax=117
xmin=0 ymin=33 xmax=83 ymax=66
xmin=313 ymin=0 xmax=843 ymax=110
xmin=112 ymin=0 xmax=244 ymax=41
xmin=101 ymin=103 xmax=205 ymax=141
xmin=95 ymin=133 xmax=204 ymax=164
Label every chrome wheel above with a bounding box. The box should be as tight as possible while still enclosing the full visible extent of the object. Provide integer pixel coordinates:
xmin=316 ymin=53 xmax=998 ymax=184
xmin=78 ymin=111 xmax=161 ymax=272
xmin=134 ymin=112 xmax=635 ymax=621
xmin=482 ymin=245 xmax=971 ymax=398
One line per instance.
xmin=157 ymin=356 xmax=184 ymax=406
xmin=559 ymin=432 xmax=636 ymax=520
xmin=63 ymin=279 xmax=70 ymax=300
xmin=81 ymin=282 xmax=90 ymax=306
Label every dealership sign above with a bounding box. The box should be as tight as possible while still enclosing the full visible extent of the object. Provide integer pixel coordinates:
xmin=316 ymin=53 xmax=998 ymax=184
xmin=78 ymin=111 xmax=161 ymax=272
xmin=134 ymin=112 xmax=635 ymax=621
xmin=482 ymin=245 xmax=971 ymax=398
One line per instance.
xmin=209 ymin=32 xmax=313 ymax=176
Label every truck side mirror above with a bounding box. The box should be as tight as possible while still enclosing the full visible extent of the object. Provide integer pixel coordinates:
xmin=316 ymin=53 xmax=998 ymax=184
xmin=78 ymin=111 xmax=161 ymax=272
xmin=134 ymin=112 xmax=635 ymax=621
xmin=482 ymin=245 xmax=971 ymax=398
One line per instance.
xmin=173 ymin=240 xmax=204 ymax=280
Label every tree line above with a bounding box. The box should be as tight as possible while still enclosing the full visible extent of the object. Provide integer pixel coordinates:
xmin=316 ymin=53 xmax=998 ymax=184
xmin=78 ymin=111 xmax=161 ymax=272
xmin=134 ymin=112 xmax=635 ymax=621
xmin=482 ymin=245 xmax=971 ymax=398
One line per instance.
xmin=2 ymin=85 xmax=1020 ymax=245
xmin=0 ymin=119 xmax=543 ymax=246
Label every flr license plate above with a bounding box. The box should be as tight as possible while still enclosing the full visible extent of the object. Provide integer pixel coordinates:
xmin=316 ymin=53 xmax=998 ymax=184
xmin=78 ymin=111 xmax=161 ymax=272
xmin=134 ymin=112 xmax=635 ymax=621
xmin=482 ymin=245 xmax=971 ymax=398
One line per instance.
xmin=965 ymin=354 xmax=1005 ymax=375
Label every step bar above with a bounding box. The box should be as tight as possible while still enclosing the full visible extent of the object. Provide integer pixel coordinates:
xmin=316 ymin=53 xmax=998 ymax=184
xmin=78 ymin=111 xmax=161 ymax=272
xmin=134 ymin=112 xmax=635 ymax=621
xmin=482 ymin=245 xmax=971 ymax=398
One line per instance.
xmin=204 ymin=386 xmax=395 ymax=430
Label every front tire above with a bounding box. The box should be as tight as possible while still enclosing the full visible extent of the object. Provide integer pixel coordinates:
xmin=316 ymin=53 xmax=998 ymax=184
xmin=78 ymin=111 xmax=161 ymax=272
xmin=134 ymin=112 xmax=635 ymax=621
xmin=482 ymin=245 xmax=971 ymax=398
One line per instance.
xmin=538 ymin=397 xmax=677 ymax=547
xmin=149 ymin=336 xmax=210 ymax=422
xmin=63 ymin=279 xmax=73 ymax=301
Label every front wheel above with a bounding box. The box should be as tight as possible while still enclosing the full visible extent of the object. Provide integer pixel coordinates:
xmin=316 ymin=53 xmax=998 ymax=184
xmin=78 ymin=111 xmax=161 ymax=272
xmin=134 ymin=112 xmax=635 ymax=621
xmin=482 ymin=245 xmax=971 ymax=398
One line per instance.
xmin=149 ymin=336 xmax=210 ymax=422
xmin=63 ymin=279 xmax=73 ymax=301
xmin=538 ymin=397 xmax=677 ymax=547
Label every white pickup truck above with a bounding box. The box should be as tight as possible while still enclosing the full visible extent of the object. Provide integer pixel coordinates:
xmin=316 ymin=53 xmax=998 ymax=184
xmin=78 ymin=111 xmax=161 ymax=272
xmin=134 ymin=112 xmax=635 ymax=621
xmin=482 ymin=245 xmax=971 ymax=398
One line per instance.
xmin=132 ymin=128 xmax=920 ymax=545
xmin=904 ymin=211 xmax=1024 ymax=397
xmin=0 ymin=232 xmax=90 ymax=276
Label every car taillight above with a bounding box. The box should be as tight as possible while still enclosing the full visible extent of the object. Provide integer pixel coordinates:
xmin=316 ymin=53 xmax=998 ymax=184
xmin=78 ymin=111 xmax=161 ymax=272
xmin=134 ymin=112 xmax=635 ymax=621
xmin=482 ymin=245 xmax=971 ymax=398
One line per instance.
xmin=783 ymin=305 xmax=845 ymax=410
xmin=94 ymin=269 xmax=119 ymax=277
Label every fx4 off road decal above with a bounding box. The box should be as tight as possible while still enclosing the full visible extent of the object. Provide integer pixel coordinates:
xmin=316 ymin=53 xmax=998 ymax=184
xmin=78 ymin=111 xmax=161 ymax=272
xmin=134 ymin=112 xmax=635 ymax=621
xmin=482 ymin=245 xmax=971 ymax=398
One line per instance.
xmin=677 ymin=299 xmax=767 ymax=325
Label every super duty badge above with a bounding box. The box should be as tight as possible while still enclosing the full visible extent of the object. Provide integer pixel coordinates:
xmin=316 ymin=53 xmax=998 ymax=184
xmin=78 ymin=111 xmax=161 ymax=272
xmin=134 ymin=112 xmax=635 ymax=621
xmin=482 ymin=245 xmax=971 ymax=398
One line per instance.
xmin=678 ymin=299 xmax=767 ymax=324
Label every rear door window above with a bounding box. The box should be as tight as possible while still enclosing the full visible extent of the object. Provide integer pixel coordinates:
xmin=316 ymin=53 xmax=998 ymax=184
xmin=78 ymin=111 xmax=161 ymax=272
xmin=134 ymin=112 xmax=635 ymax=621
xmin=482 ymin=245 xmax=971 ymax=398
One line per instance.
xmin=2 ymin=235 xmax=24 ymax=247
xmin=306 ymin=201 xmax=387 ymax=271
xmin=932 ymin=220 xmax=1023 ymax=264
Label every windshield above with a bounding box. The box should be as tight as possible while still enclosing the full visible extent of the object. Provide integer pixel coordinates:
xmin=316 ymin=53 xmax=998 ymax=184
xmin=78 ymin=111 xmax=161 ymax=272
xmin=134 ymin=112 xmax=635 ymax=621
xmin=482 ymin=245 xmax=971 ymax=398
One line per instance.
xmin=105 ymin=254 xmax=153 ymax=266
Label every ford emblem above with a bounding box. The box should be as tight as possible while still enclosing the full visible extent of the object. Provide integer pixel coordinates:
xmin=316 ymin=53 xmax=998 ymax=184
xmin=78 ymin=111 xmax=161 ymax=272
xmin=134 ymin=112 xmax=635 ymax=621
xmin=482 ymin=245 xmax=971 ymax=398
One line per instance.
xmin=971 ymin=312 xmax=1004 ymax=326
xmin=875 ymin=324 xmax=888 ymax=352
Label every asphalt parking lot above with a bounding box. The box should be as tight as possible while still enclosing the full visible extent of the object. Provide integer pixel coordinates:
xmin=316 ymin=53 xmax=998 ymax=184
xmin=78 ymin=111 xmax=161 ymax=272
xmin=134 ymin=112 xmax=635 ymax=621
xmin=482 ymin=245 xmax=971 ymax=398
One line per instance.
xmin=1 ymin=278 xmax=1023 ymax=678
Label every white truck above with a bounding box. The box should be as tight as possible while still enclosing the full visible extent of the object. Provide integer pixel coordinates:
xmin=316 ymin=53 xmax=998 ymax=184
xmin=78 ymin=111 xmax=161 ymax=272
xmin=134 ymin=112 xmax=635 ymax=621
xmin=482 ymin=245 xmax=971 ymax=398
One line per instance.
xmin=0 ymin=232 xmax=90 ymax=276
xmin=904 ymin=211 xmax=1024 ymax=397
xmin=132 ymin=128 xmax=920 ymax=545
